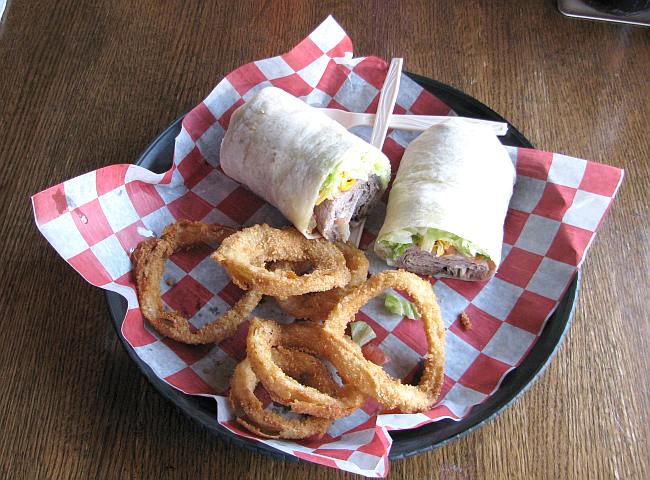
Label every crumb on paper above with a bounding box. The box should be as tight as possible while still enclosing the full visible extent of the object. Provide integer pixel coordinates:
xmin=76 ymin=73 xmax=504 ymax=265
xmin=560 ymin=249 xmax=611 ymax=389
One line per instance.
xmin=165 ymin=278 xmax=175 ymax=287
xmin=459 ymin=311 xmax=471 ymax=331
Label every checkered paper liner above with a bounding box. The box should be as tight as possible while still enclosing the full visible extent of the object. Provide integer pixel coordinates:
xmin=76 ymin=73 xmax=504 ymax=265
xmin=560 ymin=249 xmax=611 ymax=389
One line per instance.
xmin=31 ymin=17 xmax=623 ymax=478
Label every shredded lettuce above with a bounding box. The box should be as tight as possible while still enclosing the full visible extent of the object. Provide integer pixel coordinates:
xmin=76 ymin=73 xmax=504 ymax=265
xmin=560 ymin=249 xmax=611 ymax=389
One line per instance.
xmin=316 ymin=164 xmax=345 ymax=205
xmin=321 ymin=169 xmax=339 ymax=192
xmin=372 ymin=158 xmax=391 ymax=188
xmin=379 ymin=227 xmax=489 ymax=260
xmin=384 ymin=292 xmax=420 ymax=319
xmin=350 ymin=321 xmax=377 ymax=347
xmin=391 ymin=243 xmax=411 ymax=258
xmin=316 ymin=150 xmax=391 ymax=205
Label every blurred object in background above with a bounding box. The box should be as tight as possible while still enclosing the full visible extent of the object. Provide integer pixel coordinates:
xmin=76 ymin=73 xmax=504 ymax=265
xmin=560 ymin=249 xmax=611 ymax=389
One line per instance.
xmin=559 ymin=0 xmax=650 ymax=25
xmin=587 ymin=0 xmax=650 ymax=14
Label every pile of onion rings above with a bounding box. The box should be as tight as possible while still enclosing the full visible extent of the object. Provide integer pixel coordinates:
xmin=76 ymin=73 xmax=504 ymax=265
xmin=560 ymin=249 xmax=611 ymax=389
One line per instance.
xmin=132 ymin=222 xmax=446 ymax=439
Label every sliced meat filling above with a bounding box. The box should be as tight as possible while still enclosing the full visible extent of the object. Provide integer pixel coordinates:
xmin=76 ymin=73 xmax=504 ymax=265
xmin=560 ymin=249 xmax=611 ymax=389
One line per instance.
xmin=314 ymin=174 xmax=382 ymax=242
xmin=395 ymin=246 xmax=494 ymax=281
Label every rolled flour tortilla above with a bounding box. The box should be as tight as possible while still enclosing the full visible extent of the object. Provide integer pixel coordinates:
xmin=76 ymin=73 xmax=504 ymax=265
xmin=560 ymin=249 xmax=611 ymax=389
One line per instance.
xmin=374 ymin=123 xmax=515 ymax=281
xmin=220 ymin=87 xmax=391 ymax=241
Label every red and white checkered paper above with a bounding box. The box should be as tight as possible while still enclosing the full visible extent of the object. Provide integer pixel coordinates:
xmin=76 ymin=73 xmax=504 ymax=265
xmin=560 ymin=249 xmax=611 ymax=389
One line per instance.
xmin=32 ymin=16 xmax=623 ymax=478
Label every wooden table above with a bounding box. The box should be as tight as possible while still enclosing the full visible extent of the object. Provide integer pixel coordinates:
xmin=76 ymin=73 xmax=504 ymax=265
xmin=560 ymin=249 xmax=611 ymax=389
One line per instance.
xmin=1 ymin=1 xmax=648 ymax=478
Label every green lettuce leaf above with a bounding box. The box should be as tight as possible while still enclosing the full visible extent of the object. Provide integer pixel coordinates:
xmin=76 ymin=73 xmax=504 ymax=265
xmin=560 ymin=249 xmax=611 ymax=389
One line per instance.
xmin=379 ymin=227 xmax=490 ymax=260
xmin=317 ymin=150 xmax=391 ymax=205
xmin=384 ymin=291 xmax=420 ymax=319
xmin=350 ymin=321 xmax=377 ymax=347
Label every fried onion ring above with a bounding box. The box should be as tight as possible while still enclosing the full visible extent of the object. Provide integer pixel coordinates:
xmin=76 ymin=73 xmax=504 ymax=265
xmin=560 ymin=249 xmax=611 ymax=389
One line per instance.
xmin=132 ymin=220 xmax=262 ymax=345
xmin=247 ymin=318 xmax=366 ymax=419
xmin=229 ymin=348 xmax=336 ymax=439
xmin=320 ymin=269 xmax=446 ymax=412
xmin=274 ymin=242 xmax=369 ymax=321
xmin=212 ymin=224 xmax=350 ymax=297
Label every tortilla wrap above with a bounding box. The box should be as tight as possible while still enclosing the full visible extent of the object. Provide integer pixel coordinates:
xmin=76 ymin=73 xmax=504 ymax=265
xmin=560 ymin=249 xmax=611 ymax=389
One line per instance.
xmin=220 ymin=87 xmax=391 ymax=239
xmin=375 ymin=122 xmax=515 ymax=279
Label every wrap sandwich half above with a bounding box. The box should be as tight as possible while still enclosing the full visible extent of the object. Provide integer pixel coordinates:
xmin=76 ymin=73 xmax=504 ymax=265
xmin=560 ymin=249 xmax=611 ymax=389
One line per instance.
xmin=374 ymin=123 xmax=515 ymax=281
xmin=220 ymin=87 xmax=391 ymax=242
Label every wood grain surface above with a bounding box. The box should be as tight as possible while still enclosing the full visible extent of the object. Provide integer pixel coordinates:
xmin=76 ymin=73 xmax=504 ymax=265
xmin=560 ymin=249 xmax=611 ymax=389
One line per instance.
xmin=1 ymin=1 xmax=648 ymax=479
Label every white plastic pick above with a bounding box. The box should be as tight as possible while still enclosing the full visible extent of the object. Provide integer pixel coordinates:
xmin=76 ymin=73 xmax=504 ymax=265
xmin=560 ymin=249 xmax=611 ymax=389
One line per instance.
xmin=349 ymin=58 xmax=403 ymax=247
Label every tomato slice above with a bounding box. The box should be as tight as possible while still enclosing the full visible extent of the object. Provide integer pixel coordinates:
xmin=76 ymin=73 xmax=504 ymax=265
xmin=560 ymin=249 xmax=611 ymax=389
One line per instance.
xmin=361 ymin=344 xmax=389 ymax=366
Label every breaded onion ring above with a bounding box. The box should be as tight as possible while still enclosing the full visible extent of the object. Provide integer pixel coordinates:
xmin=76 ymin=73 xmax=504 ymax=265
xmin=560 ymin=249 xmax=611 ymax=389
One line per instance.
xmin=229 ymin=348 xmax=336 ymax=439
xmin=274 ymin=242 xmax=369 ymax=321
xmin=212 ymin=224 xmax=350 ymax=297
xmin=132 ymin=220 xmax=262 ymax=344
xmin=321 ymin=269 xmax=446 ymax=412
xmin=330 ymin=242 xmax=370 ymax=286
xmin=247 ymin=318 xmax=366 ymax=419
